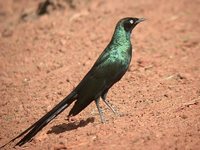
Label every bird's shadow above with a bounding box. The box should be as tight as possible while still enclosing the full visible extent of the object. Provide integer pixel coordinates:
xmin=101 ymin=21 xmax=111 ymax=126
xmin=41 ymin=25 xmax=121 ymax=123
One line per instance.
xmin=47 ymin=117 xmax=95 ymax=134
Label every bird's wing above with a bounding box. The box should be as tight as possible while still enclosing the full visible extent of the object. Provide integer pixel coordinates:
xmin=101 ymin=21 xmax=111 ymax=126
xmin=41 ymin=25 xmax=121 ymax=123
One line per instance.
xmin=92 ymin=50 xmax=110 ymax=68
xmin=74 ymin=49 xmax=110 ymax=90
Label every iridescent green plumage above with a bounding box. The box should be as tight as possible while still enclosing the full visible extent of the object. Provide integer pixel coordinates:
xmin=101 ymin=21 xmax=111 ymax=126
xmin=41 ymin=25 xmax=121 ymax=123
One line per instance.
xmin=69 ymin=19 xmax=134 ymax=117
xmin=1 ymin=17 xmax=145 ymax=148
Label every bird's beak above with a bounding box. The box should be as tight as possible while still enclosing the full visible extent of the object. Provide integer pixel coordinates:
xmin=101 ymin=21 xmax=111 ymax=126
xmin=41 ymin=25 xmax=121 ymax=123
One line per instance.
xmin=135 ymin=18 xmax=146 ymax=24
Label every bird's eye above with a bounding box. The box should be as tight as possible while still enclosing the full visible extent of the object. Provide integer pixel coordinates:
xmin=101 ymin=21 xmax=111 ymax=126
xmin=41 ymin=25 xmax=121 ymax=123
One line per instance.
xmin=123 ymin=19 xmax=134 ymax=31
xmin=129 ymin=19 xmax=134 ymax=24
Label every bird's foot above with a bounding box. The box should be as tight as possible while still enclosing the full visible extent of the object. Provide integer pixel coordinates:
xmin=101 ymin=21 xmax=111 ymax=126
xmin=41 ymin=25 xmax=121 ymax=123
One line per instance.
xmin=66 ymin=115 xmax=77 ymax=122
xmin=99 ymin=111 xmax=106 ymax=124
xmin=102 ymin=99 xmax=118 ymax=116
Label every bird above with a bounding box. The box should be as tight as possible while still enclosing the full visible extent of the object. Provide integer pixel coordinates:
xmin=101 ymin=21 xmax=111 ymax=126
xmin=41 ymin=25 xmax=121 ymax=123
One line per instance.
xmin=0 ymin=17 xmax=145 ymax=148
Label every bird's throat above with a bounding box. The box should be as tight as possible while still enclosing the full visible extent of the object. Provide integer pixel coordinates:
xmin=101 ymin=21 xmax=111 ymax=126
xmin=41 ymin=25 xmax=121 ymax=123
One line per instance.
xmin=111 ymin=26 xmax=131 ymax=47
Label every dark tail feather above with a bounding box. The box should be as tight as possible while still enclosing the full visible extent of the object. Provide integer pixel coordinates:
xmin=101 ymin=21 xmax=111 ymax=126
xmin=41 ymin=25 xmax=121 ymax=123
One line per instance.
xmin=0 ymin=91 xmax=77 ymax=148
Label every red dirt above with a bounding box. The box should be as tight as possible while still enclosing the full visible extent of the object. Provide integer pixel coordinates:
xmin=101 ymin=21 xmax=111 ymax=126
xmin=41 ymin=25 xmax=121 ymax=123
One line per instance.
xmin=0 ymin=0 xmax=200 ymax=149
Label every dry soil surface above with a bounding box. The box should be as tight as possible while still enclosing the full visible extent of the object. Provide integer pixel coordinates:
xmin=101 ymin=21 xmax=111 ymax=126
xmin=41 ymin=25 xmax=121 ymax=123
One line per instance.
xmin=0 ymin=0 xmax=200 ymax=149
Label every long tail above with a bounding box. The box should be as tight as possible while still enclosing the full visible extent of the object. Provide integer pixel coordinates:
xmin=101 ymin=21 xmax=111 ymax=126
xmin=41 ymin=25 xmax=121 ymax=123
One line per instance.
xmin=0 ymin=91 xmax=77 ymax=148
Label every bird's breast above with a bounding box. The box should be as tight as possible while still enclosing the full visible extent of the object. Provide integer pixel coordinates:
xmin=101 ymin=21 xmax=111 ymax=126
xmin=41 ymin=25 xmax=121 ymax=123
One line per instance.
xmin=102 ymin=51 xmax=131 ymax=77
xmin=110 ymin=49 xmax=131 ymax=66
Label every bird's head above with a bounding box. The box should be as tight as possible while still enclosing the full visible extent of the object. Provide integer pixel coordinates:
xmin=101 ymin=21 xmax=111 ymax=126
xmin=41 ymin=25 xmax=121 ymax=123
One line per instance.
xmin=112 ymin=17 xmax=145 ymax=44
xmin=117 ymin=17 xmax=145 ymax=33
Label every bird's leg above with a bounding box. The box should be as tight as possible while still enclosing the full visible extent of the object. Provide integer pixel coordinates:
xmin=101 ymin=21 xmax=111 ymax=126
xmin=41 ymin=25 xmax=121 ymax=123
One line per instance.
xmin=101 ymin=92 xmax=117 ymax=115
xmin=102 ymin=99 xmax=117 ymax=115
xmin=95 ymin=98 xmax=105 ymax=123
xmin=66 ymin=115 xmax=77 ymax=122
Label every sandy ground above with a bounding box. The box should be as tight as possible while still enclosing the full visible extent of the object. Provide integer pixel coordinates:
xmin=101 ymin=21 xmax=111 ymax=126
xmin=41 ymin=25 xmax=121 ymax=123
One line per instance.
xmin=0 ymin=0 xmax=200 ymax=149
